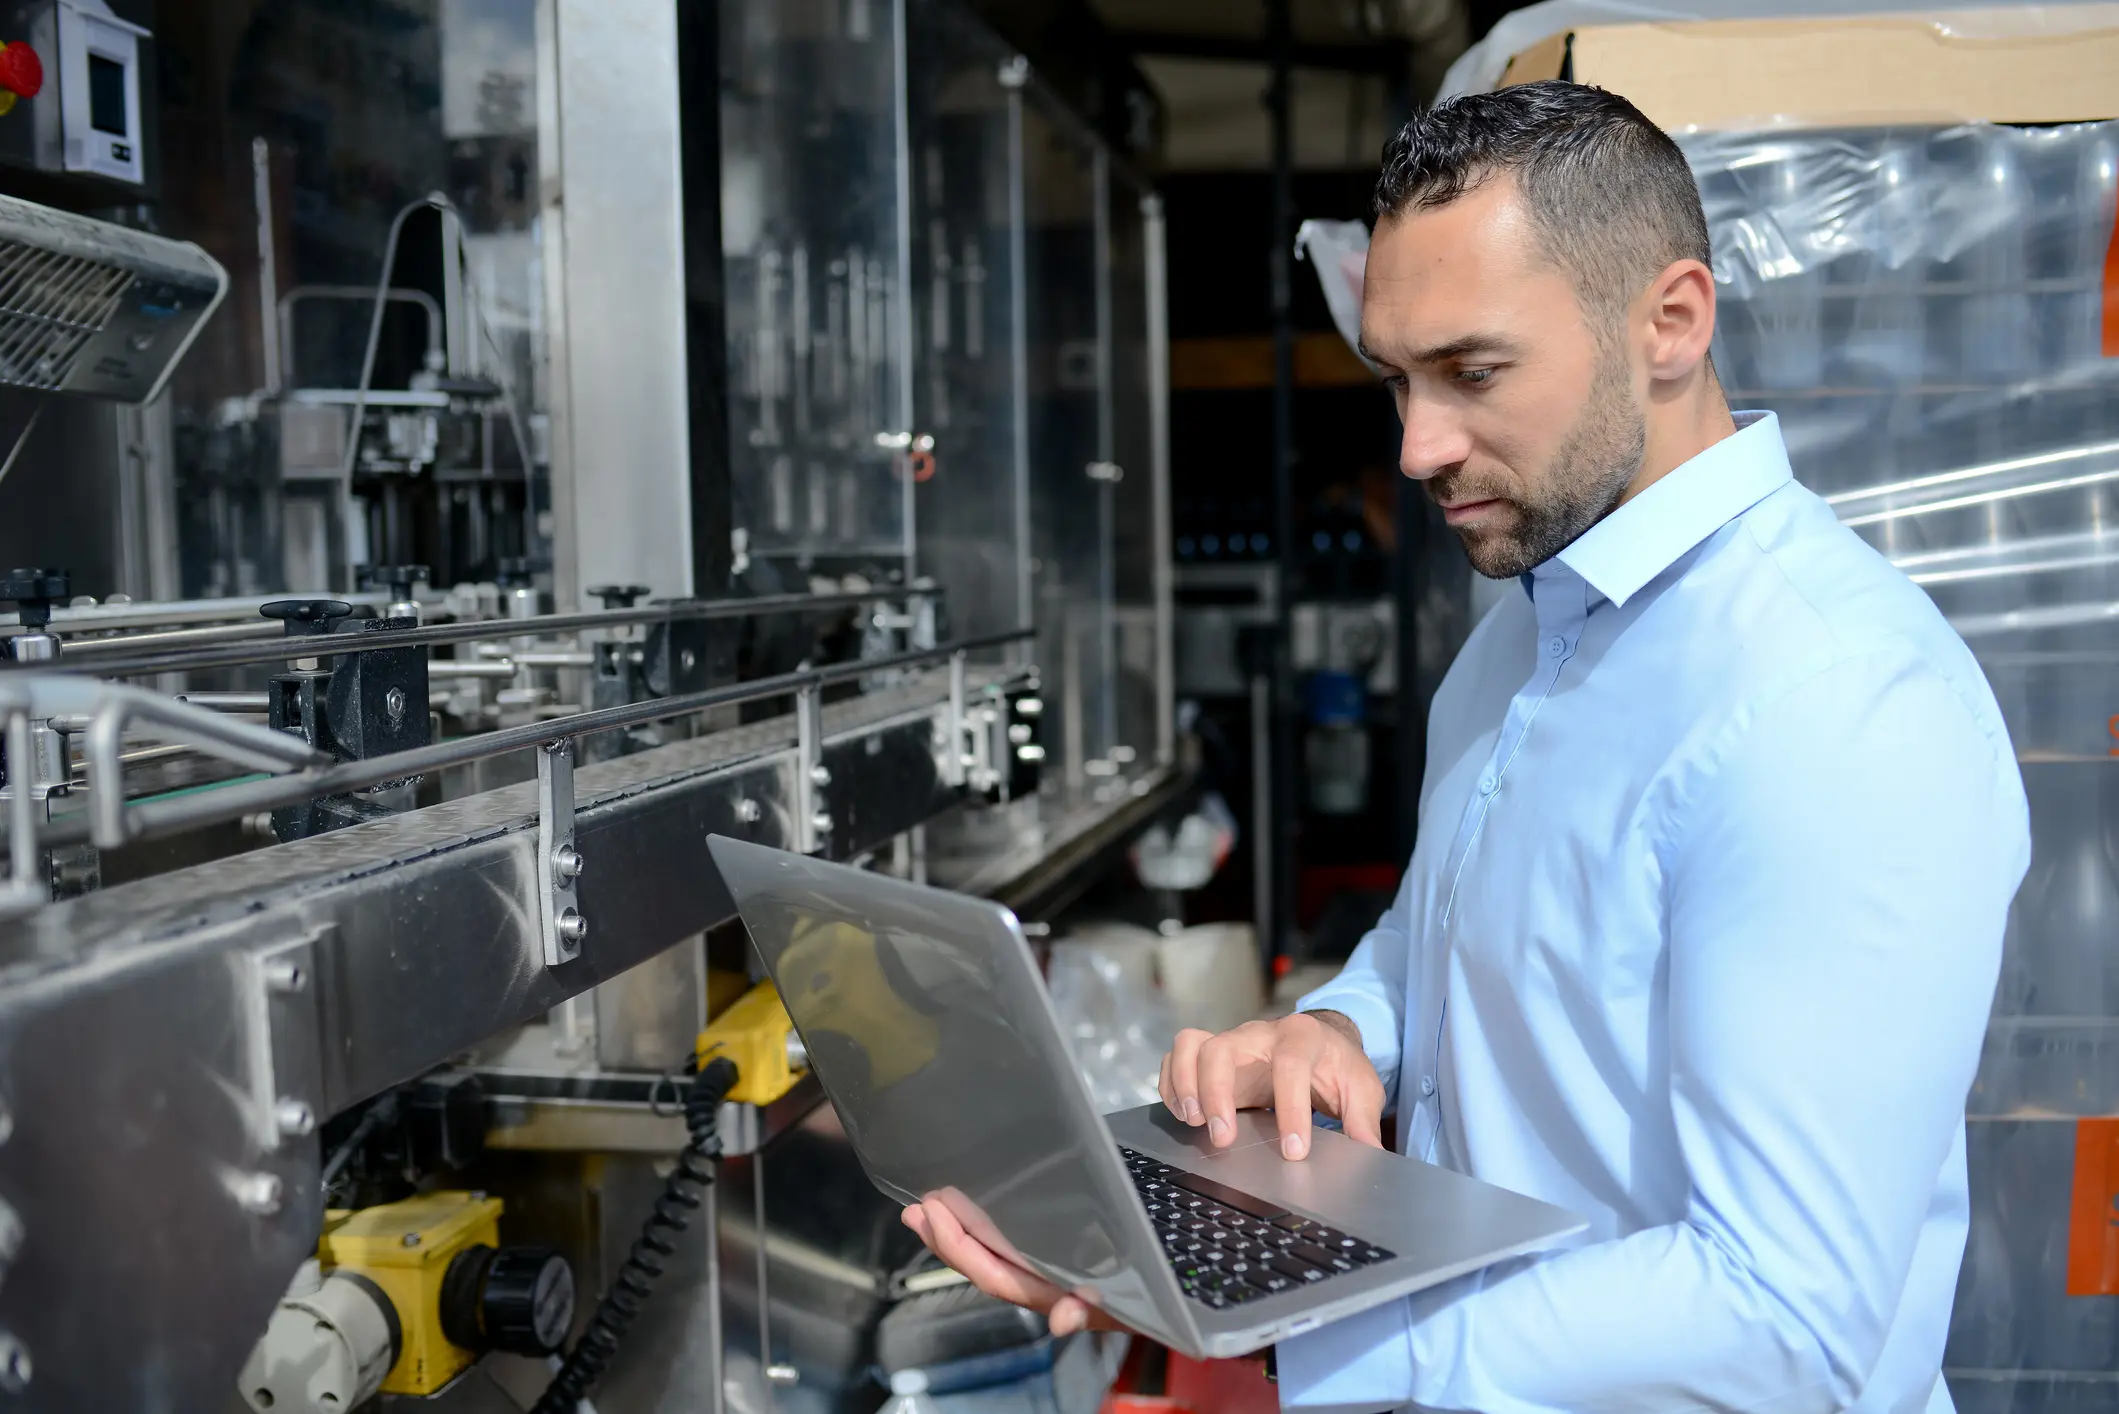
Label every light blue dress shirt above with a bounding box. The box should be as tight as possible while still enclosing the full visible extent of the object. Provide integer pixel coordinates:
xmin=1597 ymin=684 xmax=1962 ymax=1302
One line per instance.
xmin=1279 ymin=412 xmax=2030 ymax=1414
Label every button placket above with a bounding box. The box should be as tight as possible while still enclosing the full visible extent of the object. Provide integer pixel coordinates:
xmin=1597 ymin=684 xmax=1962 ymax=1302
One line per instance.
xmin=1416 ymin=571 xmax=1590 ymax=1162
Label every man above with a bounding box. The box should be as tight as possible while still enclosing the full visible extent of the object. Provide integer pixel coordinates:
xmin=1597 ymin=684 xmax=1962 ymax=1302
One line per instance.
xmin=906 ymin=80 xmax=2028 ymax=1413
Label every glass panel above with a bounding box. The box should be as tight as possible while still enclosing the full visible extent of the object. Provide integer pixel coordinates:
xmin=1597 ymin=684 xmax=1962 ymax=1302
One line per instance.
xmin=907 ymin=0 xmax=1021 ymax=643
xmin=1021 ymin=92 xmax=1108 ymax=804
xmin=147 ymin=0 xmax=550 ymax=598
xmin=721 ymin=0 xmax=910 ymax=568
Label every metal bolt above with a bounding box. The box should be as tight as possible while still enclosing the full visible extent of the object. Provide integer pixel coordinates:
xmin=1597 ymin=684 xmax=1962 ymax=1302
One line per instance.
xmin=557 ymin=910 xmax=589 ymax=945
xmin=402 ymin=1231 xmax=422 ymax=1248
xmin=261 ymin=958 xmax=305 ymax=994
xmin=274 ymin=1098 xmax=316 ymax=1139
xmin=809 ymin=765 xmax=832 ymax=787
xmin=811 ymin=811 xmax=833 ymax=836
xmin=384 ymin=686 xmax=407 ymax=723
xmin=767 ymin=1364 xmax=800 ymax=1388
xmin=0 ymin=1332 xmax=30 ymax=1392
xmin=679 ymin=648 xmax=697 ymax=674
xmin=235 ymin=1172 xmax=284 ymax=1216
xmin=734 ymin=798 xmax=762 ymax=824
xmin=552 ymin=846 xmax=585 ymax=882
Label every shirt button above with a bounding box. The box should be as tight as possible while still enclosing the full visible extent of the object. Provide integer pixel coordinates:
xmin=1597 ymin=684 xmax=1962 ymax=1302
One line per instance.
xmin=1547 ymin=635 xmax=1566 ymax=657
xmin=1419 ymin=1076 xmax=1436 ymax=1097
xmin=1479 ymin=775 xmax=1497 ymax=796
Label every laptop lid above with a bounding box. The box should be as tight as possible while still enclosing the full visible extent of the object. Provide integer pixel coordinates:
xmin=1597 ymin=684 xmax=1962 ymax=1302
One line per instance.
xmin=707 ymin=836 xmax=1201 ymax=1349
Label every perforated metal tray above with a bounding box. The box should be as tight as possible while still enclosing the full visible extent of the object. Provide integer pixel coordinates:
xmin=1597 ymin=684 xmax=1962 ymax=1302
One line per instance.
xmin=0 ymin=192 xmax=226 ymax=403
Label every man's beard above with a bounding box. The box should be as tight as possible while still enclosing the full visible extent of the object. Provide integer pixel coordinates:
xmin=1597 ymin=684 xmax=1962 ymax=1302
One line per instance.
xmin=1432 ymin=353 xmax=1646 ymax=580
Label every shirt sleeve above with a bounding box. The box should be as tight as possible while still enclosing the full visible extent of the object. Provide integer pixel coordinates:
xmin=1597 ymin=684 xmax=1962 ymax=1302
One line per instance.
xmin=1278 ymin=653 xmax=2029 ymax=1414
xmin=1295 ymin=865 xmax=1419 ymax=1113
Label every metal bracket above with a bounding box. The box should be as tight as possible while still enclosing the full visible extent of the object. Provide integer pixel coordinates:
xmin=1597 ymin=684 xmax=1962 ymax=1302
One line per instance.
xmin=537 ymin=738 xmax=585 ymax=966
xmin=793 ymin=687 xmax=828 ymax=855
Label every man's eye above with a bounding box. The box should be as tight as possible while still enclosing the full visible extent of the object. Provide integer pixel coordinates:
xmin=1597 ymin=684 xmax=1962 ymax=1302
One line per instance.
xmin=1381 ymin=374 xmax=1409 ymax=395
xmin=1457 ymin=367 xmax=1496 ymax=386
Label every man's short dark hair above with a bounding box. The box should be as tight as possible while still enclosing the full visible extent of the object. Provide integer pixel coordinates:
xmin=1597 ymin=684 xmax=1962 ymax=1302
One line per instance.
xmin=1374 ymin=81 xmax=1710 ymax=327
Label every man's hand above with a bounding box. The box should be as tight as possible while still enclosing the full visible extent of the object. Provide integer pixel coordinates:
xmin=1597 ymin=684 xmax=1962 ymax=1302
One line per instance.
xmin=1159 ymin=1010 xmax=1386 ymax=1159
xmin=901 ymin=1193 xmax=1131 ymax=1337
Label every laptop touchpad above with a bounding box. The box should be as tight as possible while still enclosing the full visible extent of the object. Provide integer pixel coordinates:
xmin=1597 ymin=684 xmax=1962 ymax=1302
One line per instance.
xmin=1140 ymin=1104 xmax=1282 ymax=1157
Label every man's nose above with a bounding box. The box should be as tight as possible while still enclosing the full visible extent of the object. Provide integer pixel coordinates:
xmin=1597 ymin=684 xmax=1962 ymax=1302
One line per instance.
xmin=1399 ymin=401 xmax=1473 ymax=481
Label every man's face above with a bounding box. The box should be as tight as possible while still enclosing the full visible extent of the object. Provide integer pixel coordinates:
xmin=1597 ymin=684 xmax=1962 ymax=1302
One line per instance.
xmin=1360 ymin=177 xmax=1645 ymax=579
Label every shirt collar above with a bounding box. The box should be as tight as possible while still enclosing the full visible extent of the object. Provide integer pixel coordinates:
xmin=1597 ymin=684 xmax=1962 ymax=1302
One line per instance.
xmin=1536 ymin=411 xmax=1792 ymax=610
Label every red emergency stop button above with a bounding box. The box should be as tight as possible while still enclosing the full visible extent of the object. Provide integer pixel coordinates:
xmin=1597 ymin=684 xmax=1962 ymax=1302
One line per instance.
xmin=0 ymin=43 xmax=42 ymax=101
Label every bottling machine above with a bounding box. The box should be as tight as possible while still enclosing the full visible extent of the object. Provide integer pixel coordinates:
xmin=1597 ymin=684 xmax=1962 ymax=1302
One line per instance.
xmin=0 ymin=2 xmax=1175 ymax=1410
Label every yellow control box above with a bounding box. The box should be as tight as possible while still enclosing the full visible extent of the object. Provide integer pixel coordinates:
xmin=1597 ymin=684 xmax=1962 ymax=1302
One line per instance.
xmin=696 ymin=980 xmax=806 ymax=1106
xmin=319 ymin=1191 xmax=502 ymax=1396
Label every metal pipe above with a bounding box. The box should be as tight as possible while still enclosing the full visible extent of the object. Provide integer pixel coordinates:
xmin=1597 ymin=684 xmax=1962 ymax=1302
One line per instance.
xmin=174 ymin=692 xmax=269 ymax=712
xmin=277 ymin=286 xmax=447 ymax=393
xmin=1142 ymin=194 xmax=1175 ymax=767
xmin=428 ymin=659 xmax=518 ymax=681
xmin=253 ymin=137 xmax=282 ymax=397
xmin=1004 ymin=61 xmax=1034 ymax=657
xmin=8 ymin=589 xmax=910 ymax=680
xmin=1266 ymin=0 xmax=1297 ymax=965
xmin=10 ymin=631 xmax=1032 ymax=855
xmin=63 ymin=623 xmax=287 ymax=656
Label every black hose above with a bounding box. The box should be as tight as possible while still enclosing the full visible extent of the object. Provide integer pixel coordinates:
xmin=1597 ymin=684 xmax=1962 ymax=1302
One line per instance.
xmin=532 ymin=1056 xmax=740 ymax=1414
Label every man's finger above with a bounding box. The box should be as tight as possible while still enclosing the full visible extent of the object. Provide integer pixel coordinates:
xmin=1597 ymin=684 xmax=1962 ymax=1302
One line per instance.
xmin=914 ymin=1199 xmax=1069 ymax=1313
xmin=1167 ymin=1028 xmax=1210 ymax=1125
xmin=1195 ymin=1032 xmax=1247 ymax=1147
xmin=1271 ymin=1036 xmax=1321 ymax=1160
xmin=1332 ymin=1061 xmax=1388 ymax=1149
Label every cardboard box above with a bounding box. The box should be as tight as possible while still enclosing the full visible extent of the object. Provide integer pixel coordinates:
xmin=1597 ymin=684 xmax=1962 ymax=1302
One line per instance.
xmin=1499 ymin=6 xmax=2119 ymax=131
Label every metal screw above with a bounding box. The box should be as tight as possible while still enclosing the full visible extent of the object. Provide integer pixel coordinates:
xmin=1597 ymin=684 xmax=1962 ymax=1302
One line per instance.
xmin=767 ymin=1364 xmax=800 ymax=1388
xmin=734 ymin=798 xmax=762 ymax=823
xmin=236 ymin=1172 xmax=284 ymax=1216
xmin=811 ymin=811 xmax=833 ymax=836
xmin=557 ymin=910 xmax=589 ymax=945
xmin=274 ymin=1098 xmax=316 ymax=1139
xmin=552 ymin=846 xmax=585 ymax=882
xmin=0 ymin=1333 xmax=30 ymax=1392
xmin=679 ymin=648 xmax=697 ymax=674
xmin=809 ymin=765 xmax=832 ymax=787
xmin=261 ymin=958 xmax=305 ymax=994
xmin=384 ymin=686 xmax=407 ymax=723
xmin=402 ymin=1231 xmax=422 ymax=1248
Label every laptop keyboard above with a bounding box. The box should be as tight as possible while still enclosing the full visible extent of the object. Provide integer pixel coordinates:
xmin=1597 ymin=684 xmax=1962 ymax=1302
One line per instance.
xmin=1118 ymin=1145 xmax=1396 ymax=1310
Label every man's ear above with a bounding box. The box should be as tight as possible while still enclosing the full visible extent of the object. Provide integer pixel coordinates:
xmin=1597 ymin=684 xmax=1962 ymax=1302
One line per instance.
xmin=1640 ymin=258 xmax=1717 ymax=381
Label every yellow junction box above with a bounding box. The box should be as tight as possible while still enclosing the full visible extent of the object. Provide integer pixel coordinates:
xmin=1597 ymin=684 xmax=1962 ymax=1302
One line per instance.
xmin=696 ymin=979 xmax=804 ymax=1106
xmin=319 ymin=1191 xmax=502 ymax=1396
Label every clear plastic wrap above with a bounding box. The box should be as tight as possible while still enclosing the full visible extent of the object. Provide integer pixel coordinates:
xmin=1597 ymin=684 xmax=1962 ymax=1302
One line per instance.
xmin=1692 ymin=121 xmax=2119 ymax=1414
xmin=1044 ymin=933 xmax=1176 ymax=1114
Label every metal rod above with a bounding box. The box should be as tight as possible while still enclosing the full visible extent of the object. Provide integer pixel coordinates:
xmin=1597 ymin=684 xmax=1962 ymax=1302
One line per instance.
xmin=754 ymin=1155 xmax=774 ymax=1409
xmin=1142 ymin=194 xmax=1175 ymax=767
xmin=10 ymin=589 xmax=912 ymax=680
xmin=1266 ymin=0 xmax=1297 ymax=966
xmin=60 ymin=621 xmax=288 ymax=655
xmin=1004 ymin=62 xmax=1034 ymax=655
xmin=2 ymin=711 xmax=39 ymax=912
xmin=174 ymin=692 xmax=269 ymax=711
xmin=252 ymin=137 xmax=282 ymax=397
xmin=10 ymin=631 xmax=1032 ymax=854
xmin=703 ymin=1166 xmax=726 ymax=1414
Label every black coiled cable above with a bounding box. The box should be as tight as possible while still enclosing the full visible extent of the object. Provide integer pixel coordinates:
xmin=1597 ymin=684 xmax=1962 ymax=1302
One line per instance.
xmin=532 ymin=1055 xmax=740 ymax=1414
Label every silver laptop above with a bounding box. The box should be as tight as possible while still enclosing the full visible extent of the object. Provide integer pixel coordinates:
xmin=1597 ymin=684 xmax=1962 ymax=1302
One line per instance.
xmin=708 ymin=835 xmax=1585 ymax=1359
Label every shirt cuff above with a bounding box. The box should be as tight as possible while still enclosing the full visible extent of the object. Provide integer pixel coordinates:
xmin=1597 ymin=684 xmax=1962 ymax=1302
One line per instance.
xmin=1291 ymin=986 xmax=1403 ymax=1105
xmin=1275 ymin=1296 xmax=1415 ymax=1412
